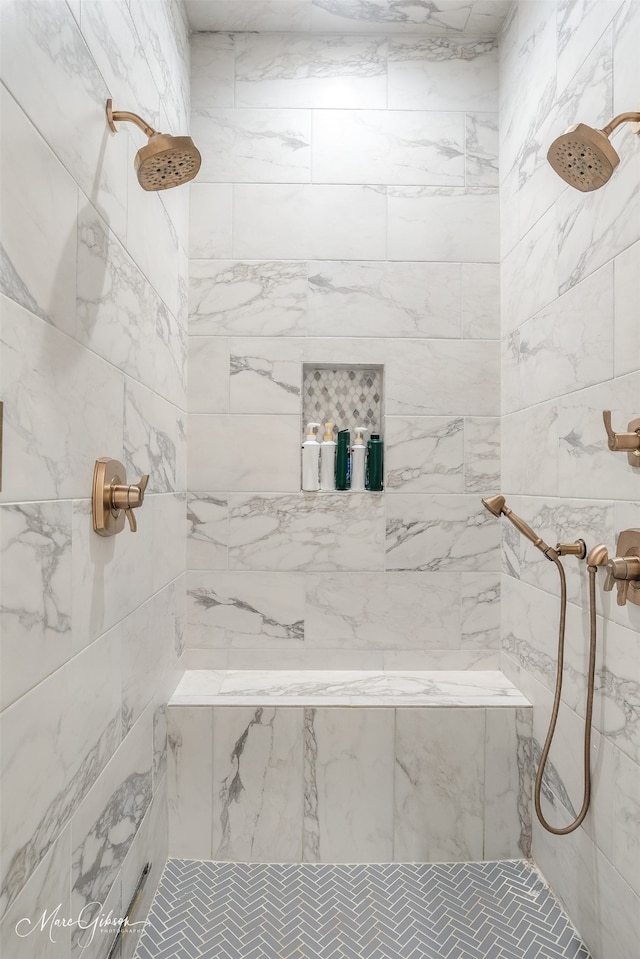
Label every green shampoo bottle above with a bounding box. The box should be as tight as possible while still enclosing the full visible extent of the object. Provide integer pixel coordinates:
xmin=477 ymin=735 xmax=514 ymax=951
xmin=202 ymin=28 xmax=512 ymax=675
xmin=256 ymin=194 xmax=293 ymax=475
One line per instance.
xmin=366 ymin=434 xmax=384 ymax=491
xmin=335 ymin=430 xmax=350 ymax=490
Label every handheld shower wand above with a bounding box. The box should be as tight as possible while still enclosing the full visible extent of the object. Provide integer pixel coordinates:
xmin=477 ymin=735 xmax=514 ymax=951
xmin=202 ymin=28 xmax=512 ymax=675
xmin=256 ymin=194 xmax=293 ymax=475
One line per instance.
xmin=481 ymin=496 xmax=559 ymax=561
xmin=482 ymin=494 xmax=596 ymax=836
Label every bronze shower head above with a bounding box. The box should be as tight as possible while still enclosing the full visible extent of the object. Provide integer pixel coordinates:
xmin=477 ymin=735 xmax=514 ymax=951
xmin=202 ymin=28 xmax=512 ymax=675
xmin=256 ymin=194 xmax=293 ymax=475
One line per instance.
xmin=481 ymin=494 xmax=505 ymax=517
xmin=481 ymin=494 xmax=559 ymax=560
xmin=547 ymin=111 xmax=640 ymax=192
xmin=106 ymin=100 xmax=201 ymax=191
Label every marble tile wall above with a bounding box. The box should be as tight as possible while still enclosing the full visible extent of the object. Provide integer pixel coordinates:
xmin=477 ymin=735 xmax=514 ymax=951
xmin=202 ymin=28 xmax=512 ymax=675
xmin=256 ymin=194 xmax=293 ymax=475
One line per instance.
xmin=168 ymin=702 xmax=531 ymax=863
xmin=0 ymin=1 xmax=188 ymax=955
xmin=187 ymin=30 xmax=502 ymax=671
xmin=499 ymin=2 xmax=640 ymax=957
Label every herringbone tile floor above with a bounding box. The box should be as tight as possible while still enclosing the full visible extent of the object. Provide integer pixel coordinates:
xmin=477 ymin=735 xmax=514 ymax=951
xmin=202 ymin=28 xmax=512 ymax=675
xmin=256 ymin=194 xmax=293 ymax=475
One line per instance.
xmin=134 ymin=859 xmax=591 ymax=959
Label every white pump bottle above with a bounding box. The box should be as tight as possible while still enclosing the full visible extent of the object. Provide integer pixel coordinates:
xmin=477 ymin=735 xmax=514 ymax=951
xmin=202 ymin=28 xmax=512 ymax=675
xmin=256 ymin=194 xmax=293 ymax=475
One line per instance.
xmin=350 ymin=426 xmax=367 ymax=491
xmin=320 ymin=422 xmax=337 ymax=491
xmin=302 ymin=422 xmax=321 ymax=491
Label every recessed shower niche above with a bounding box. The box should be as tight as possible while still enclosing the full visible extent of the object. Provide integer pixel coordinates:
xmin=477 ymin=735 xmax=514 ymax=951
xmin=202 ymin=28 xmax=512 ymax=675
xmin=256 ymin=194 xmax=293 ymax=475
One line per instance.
xmin=302 ymin=365 xmax=384 ymax=438
xmin=301 ymin=365 xmax=384 ymax=493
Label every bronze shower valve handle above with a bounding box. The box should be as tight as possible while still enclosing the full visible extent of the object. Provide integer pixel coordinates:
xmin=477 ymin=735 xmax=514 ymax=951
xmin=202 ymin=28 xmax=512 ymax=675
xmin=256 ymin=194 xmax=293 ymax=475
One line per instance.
xmin=92 ymin=458 xmax=150 ymax=536
xmin=111 ymin=473 xmax=149 ymax=532
xmin=604 ymin=555 xmax=640 ymax=606
xmin=601 ymin=530 xmax=640 ymax=607
xmin=602 ymin=410 xmax=640 ymax=466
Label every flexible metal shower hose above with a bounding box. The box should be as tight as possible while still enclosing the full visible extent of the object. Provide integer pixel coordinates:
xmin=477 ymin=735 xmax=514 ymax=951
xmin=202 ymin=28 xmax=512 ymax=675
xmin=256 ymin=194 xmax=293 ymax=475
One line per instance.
xmin=534 ymin=560 xmax=598 ymax=835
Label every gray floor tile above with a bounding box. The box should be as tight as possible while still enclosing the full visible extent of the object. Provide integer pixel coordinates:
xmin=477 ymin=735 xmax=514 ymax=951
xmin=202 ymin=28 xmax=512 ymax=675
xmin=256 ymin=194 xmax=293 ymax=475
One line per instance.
xmin=134 ymin=859 xmax=592 ymax=959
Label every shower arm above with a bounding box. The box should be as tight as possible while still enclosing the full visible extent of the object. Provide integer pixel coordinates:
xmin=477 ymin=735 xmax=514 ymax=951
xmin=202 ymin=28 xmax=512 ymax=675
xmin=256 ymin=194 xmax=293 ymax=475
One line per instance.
xmin=601 ymin=111 xmax=640 ymax=136
xmin=106 ymin=100 xmax=157 ymax=137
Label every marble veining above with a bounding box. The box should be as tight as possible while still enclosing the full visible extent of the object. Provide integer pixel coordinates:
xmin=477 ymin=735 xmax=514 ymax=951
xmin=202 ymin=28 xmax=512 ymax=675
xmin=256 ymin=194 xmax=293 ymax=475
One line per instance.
xmin=1 ymin=714 xmax=120 ymax=918
xmin=187 ymin=573 xmax=304 ymax=648
xmin=235 ymin=34 xmax=388 ymax=110
xmin=532 ymin=738 xmax=577 ymax=820
xmin=230 ymin=348 xmax=302 ymax=413
xmin=0 ymin=502 xmax=72 ymax=709
xmin=212 ymin=706 xmax=303 ymax=861
xmin=170 ymin=669 xmax=530 ymax=707
xmin=313 ymin=0 xmax=473 ymax=31
xmin=390 ymin=35 xmax=497 ymax=62
xmin=185 ymin=0 xmax=512 ymax=35
xmin=216 ymin=710 xmax=254 ymax=859
xmin=124 ymin=381 xmax=177 ymax=494
xmin=461 ymin=573 xmax=500 ymax=649
xmin=385 ymin=495 xmax=500 ymax=572
xmin=515 ymin=709 xmax=533 ymax=857
xmin=229 ymin=493 xmax=386 ymax=572
xmin=169 ymin=697 xmax=531 ymax=865
xmin=187 ymin=494 xmax=228 ymax=570
xmin=385 ymin=416 xmax=464 ymax=492
xmin=77 ymin=204 xmax=157 ymax=390
xmin=1 ymin=298 xmax=125 ymax=502
xmin=465 ymin=112 xmax=499 ymax=187
xmin=388 ymin=37 xmax=499 ymax=112
xmin=464 ymin=417 xmax=500 ymax=492
xmin=71 ymin=770 xmax=152 ymax=946
xmin=0 ymin=245 xmax=45 ymax=323
xmin=156 ymin=303 xmax=187 ymax=410
xmin=304 ymin=571 xmax=460 ymax=651
xmin=1 ymin=0 xmax=127 ymax=235
xmin=598 ymin=660 xmax=640 ymax=766
xmin=312 ymin=110 xmax=465 ymax=186
xmin=388 ymin=186 xmax=499 ymax=263
xmin=307 ymin=261 xmax=460 ymax=338
xmin=193 ymin=109 xmax=311 ymax=183
xmin=0 ymin=826 xmax=72 ymax=959
xmin=189 ymin=260 xmax=307 ymax=337
xmin=1 ymin=0 xmax=188 ymax=937
xmin=0 ymin=85 xmax=78 ymax=334
xmin=303 ymin=710 xmax=320 ymax=861
xmin=394 ymin=707 xmax=485 ymax=861
xmin=236 ymin=34 xmax=387 ymax=81
xmin=302 ymin=707 xmax=395 ymax=861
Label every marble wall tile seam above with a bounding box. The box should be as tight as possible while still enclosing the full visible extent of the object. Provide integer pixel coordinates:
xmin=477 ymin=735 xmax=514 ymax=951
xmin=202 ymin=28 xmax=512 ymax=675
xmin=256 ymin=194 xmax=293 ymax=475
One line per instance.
xmin=0 ymin=574 xmax=184 ymax=721
xmin=76 ymin=177 xmax=188 ymax=338
xmin=122 ymin=367 xmax=188 ymax=416
xmin=0 ymin=75 xmax=90 ymax=225
xmin=500 ymin=578 xmax=639 ymax=726
xmin=116 ymin=245 xmax=188 ymax=346
xmin=501 ymin=246 xmax=637 ymax=341
xmin=78 ymin=197 xmax=155 ymax=396
xmin=188 ymin=332 xmax=502 ymax=343
xmin=2 ymin=289 xmax=185 ymax=422
xmin=500 ymin=380 xmax=591 ymax=419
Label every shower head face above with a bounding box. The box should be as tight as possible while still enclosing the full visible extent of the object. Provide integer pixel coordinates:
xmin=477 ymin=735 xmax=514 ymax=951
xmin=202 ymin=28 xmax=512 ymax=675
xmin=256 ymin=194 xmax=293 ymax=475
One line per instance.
xmin=134 ymin=133 xmax=201 ymax=191
xmin=482 ymin=495 xmax=505 ymax=517
xmin=547 ymin=123 xmax=620 ymax=192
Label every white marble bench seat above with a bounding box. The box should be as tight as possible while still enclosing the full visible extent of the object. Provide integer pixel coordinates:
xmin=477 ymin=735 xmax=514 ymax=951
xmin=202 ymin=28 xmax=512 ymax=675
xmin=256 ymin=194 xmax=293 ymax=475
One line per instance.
xmin=167 ymin=669 xmax=533 ymax=866
xmin=170 ymin=668 xmax=531 ymax=707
